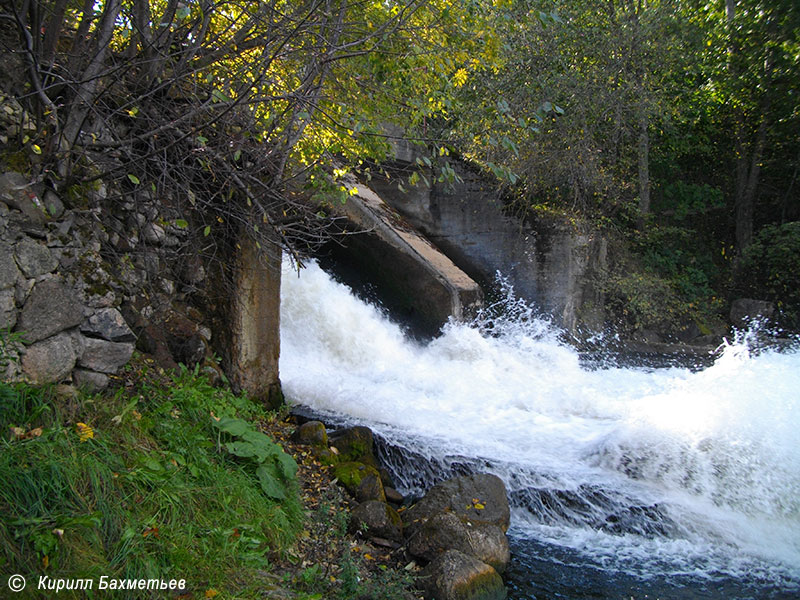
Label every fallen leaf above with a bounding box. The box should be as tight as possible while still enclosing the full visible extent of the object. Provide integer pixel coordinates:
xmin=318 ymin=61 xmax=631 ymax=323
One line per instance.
xmin=76 ymin=422 xmax=94 ymax=442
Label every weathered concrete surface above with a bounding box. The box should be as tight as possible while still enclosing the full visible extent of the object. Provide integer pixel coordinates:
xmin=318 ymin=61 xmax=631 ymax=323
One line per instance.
xmin=370 ymin=160 xmax=607 ymax=336
xmin=328 ymin=183 xmax=483 ymax=336
xmin=225 ymin=236 xmax=283 ymax=408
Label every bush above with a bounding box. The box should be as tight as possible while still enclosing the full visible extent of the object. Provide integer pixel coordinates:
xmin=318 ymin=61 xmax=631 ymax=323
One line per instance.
xmin=738 ymin=222 xmax=800 ymax=328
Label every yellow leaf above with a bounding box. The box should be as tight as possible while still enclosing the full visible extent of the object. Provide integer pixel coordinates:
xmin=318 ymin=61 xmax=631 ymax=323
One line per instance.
xmin=76 ymin=422 xmax=94 ymax=442
xmin=205 ymin=589 xmax=219 ymax=598
xmin=42 ymin=555 xmax=49 ymax=568
xmin=474 ymin=503 xmax=485 ymax=510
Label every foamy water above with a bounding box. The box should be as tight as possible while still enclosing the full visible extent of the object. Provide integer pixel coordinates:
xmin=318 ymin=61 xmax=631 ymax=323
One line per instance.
xmin=280 ymin=259 xmax=800 ymax=593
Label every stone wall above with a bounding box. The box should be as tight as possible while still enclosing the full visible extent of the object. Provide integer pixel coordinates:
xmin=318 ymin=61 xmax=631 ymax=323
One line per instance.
xmin=1 ymin=171 xmax=134 ymax=389
xmin=0 ymin=94 xmax=283 ymax=401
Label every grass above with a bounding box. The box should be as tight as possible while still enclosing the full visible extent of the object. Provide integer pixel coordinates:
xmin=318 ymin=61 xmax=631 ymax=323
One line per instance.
xmin=0 ymin=358 xmax=303 ymax=598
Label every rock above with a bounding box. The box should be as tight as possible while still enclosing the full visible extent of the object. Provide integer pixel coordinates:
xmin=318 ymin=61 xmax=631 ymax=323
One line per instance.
xmin=329 ymin=426 xmax=377 ymax=466
xmin=78 ymin=337 xmax=134 ymax=373
xmin=14 ymin=237 xmax=58 ymax=277
xmin=349 ymin=500 xmax=403 ymax=542
xmin=180 ymin=256 xmax=206 ymax=285
xmin=404 ymin=473 xmax=510 ymax=535
xmin=42 ymin=189 xmax=64 ymax=219
xmin=21 ymin=332 xmax=79 ymax=383
xmin=291 ymin=421 xmax=329 ymax=447
xmin=0 ymin=288 xmax=16 ymax=329
xmin=0 ymin=172 xmax=46 ymax=223
xmin=356 ymin=473 xmax=386 ymax=503
xmin=385 ymin=486 xmax=404 ymax=504
xmin=730 ymin=298 xmax=775 ymax=328
xmin=333 ymin=461 xmax=382 ymax=497
xmin=16 ymin=279 xmax=83 ymax=343
xmin=80 ymin=307 xmax=135 ymax=342
xmin=408 ymin=512 xmax=510 ymax=574
xmin=0 ymin=242 xmax=21 ymax=288
xmin=142 ymin=222 xmax=166 ymax=244
xmin=417 ymin=549 xmax=506 ymax=600
xmin=72 ymin=368 xmax=110 ymax=392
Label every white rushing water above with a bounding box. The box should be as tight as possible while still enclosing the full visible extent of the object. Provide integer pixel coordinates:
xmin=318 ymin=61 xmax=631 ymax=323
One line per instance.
xmin=279 ymin=259 xmax=800 ymax=590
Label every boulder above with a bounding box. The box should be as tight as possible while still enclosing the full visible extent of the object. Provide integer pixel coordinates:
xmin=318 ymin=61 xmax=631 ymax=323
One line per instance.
xmin=80 ymin=307 xmax=135 ymax=342
xmin=78 ymin=337 xmax=134 ymax=373
xmin=349 ymin=500 xmax=403 ymax=542
xmin=16 ymin=279 xmax=83 ymax=343
xmin=730 ymin=298 xmax=775 ymax=328
xmin=408 ymin=512 xmax=510 ymax=574
xmin=20 ymin=332 xmax=78 ymax=383
xmin=73 ymin=368 xmax=110 ymax=392
xmin=14 ymin=237 xmax=58 ymax=278
xmin=417 ymin=549 xmax=506 ymax=600
xmin=333 ymin=461 xmax=381 ymax=497
xmin=291 ymin=421 xmax=329 ymax=447
xmin=356 ymin=473 xmax=386 ymax=503
xmin=329 ymin=426 xmax=377 ymax=466
xmin=404 ymin=473 xmax=510 ymax=535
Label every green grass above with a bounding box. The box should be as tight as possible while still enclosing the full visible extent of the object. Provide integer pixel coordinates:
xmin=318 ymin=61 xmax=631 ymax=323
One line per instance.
xmin=0 ymin=361 xmax=303 ymax=598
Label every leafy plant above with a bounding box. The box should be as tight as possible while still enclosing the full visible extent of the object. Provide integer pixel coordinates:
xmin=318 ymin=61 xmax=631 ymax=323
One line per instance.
xmin=212 ymin=417 xmax=298 ymax=500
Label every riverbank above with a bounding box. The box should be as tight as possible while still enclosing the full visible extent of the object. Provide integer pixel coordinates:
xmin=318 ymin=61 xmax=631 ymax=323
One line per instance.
xmin=0 ymin=353 xmax=420 ymax=599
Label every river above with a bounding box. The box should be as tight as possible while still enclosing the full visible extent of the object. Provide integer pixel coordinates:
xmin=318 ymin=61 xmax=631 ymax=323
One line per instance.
xmin=279 ymin=259 xmax=800 ymax=599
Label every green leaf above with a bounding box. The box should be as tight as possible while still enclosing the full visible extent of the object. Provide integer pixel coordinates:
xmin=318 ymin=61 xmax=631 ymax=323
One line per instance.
xmin=211 ymin=89 xmax=230 ymax=103
xmin=127 ymin=174 xmax=140 ymax=185
xmin=203 ymin=225 xmax=211 ymax=236
xmin=276 ymin=452 xmax=298 ymax=480
xmin=175 ymin=219 xmax=188 ymax=229
xmin=213 ymin=417 xmax=251 ymax=437
xmin=255 ymin=464 xmax=287 ymax=499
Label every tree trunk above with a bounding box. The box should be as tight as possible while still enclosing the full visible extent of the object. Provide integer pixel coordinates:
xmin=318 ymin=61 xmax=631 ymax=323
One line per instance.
xmin=735 ymin=115 xmax=767 ymax=254
xmin=637 ymin=108 xmax=650 ymax=223
xmin=58 ymin=0 xmax=122 ymax=169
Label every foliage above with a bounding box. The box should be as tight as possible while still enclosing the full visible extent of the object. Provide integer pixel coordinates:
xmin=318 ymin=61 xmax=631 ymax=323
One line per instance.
xmin=737 ymin=222 xmax=800 ymax=328
xmin=0 ymin=362 xmax=302 ymax=597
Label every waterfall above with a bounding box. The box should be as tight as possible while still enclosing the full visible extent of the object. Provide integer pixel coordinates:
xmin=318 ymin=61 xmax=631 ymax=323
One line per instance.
xmin=280 ymin=259 xmax=800 ymax=598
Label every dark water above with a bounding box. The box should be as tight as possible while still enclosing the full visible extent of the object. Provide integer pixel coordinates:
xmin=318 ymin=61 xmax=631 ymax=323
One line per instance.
xmin=506 ymin=536 xmax=799 ymax=600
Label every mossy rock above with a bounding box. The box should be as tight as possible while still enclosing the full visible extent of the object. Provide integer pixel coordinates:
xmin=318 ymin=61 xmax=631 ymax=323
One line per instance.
xmin=292 ymin=421 xmax=329 ymax=448
xmin=333 ymin=461 xmax=381 ymax=496
xmin=356 ymin=473 xmax=386 ymax=503
xmin=418 ymin=549 xmax=506 ymax=600
xmin=349 ymin=500 xmax=403 ymax=542
xmin=329 ymin=426 xmax=377 ymax=466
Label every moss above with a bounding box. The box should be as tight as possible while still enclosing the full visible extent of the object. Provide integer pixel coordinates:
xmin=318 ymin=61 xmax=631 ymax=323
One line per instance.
xmin=333 ymin=462 xmax=380 ymax=495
